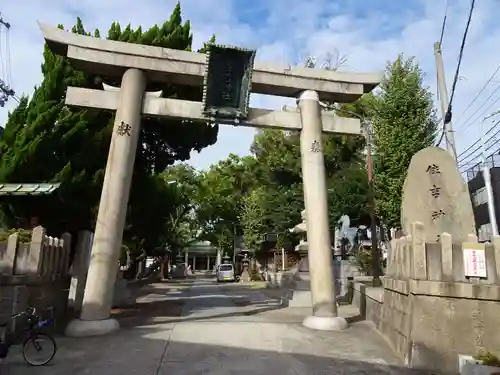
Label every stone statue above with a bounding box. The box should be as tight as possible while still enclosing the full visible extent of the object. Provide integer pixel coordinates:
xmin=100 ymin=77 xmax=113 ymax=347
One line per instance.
xmin=338 ymin=214 xmax=350 ymax=237
xmin=336 ymin=214 xmax=355 ymax=254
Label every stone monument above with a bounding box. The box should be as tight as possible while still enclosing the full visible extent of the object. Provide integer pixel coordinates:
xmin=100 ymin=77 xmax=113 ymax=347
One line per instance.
xmin=401 ymin=147 xmax=476 ymax=243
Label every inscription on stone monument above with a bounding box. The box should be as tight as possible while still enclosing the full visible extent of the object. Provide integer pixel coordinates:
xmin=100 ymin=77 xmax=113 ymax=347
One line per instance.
xmin=429 ymin=184 xmax=441 ymax=199
xmin=401 ymin=147 xmax=476 ymax=243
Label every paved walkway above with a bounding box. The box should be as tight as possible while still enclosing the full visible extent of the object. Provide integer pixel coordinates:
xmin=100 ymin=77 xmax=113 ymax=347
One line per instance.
xmin=1 ymin=277 xmax=422 ymax=374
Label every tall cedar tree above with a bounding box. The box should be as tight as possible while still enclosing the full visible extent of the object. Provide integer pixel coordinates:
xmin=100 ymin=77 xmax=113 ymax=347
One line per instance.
xmin=0 ymin=4 xmax=218 ymax=249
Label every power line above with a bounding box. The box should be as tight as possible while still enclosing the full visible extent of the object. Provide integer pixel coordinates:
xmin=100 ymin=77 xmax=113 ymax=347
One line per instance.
xmin=439 ymin=0 xmax=449 ymax=46
xmin=459 ymin=142 xmax=500 ymax=171
xmin=435 ymin=0 xmax=476 ymax=146
xmin=458 ymin=85 xmax=500 ymax=133
xmin=455 ymin=64 xmax=500 ymax=125
xmin=458 ymin=118 xmax=500 ymax=160
xmin=458 ymin=120 xmax=500 ymax=167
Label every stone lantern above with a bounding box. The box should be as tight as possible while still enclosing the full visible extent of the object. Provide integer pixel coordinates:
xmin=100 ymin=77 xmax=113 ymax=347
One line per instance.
xmin=239 ymin=249 xmax=251 ymax=283
xmin=289 ymin=209 xmax=309 ymax=272
xmin=222 ymin=253 xmax=231 ymax=264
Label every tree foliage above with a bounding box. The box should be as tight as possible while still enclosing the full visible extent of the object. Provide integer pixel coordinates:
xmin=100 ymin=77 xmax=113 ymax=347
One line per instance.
xmin=238 ymin=119 xmax=368 ymax=252
xmin=194 ymin=154 xmax=258 ymax=254
xmin=372 ymin=55 xmax=438 ymax=227
xmin=0 ymin=5 xmax=217 ymax=252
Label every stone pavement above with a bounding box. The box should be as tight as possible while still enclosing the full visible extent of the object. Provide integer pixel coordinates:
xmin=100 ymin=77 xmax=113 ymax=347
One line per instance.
xmin=1 ymin=277 xmax=424 ymax=375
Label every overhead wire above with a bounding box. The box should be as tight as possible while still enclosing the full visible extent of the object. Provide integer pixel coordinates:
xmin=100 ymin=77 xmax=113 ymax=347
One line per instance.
xmin=435 ymin=0 xmax=476 ymax=147
xmin=456 ymin=84 xmax=500 ymax=133
xmin=457 ymin=118 xmax=500 ymax=161
xmin=439 ymin=0 xmax=449 ymax=46
xmin=458 ymin=119 xmax=500 ymax=169
xmin=459 ymin=141 xmax=500 ymax=171
xmin=455 ymin=65 xmax=500 ymax=126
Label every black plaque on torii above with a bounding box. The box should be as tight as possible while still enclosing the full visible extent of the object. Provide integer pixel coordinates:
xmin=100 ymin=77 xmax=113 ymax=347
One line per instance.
xmin=202 ymin=44 xmax=256 ymax=123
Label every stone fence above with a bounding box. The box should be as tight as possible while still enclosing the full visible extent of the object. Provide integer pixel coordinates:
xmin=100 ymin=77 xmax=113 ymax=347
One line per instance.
xmin=0 ymin=226 xmax=72 ymax=335
xmin=352 ymin=221 xmax=500 ymax=374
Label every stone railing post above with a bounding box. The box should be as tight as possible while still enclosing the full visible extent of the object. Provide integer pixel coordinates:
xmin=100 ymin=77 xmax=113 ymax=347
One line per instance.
xmin=68 ymin=231 xmax=93 ymax=311
xmin=492 ymin=236 xmax=500 ymax=283
xmin=411 ymin=221 xmax=427 ymax=280
xmin=44 ymin=236 xmax=55 ymax=276
xmin=0 ymin=232 xmax=19 ymax=274
xmin=404 ymin=235 xmax=412 ymax=279
xmin=27 ymin=226 xmax=46 ymax=275
xmin=440 ymin=232 xmax=453 ymax=281
xmin=61 ymin=232 xmax=72 ymax=275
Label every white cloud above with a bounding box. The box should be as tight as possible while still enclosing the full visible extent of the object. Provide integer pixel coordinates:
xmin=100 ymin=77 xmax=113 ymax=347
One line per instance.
xmin=1 ymin=0 xmax=499 ymax=171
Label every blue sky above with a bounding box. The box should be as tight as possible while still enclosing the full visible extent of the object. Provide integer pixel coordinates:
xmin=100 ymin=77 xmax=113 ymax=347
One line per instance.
xmin=1 ymin=0 xmax=500 ymax=171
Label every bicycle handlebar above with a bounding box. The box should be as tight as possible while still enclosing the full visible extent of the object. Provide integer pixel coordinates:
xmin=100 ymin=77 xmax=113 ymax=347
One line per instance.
xmin=11 ymin=306 xmax=37 ymax=320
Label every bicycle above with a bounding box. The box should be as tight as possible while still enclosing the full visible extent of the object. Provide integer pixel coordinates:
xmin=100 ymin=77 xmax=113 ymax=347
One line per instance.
xmin=0 ymin=306 xmax=57 ymax=366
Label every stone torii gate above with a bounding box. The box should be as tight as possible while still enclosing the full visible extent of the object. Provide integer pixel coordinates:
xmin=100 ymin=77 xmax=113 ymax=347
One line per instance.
xmin=39 ymin=22 xmax=381 ymax=336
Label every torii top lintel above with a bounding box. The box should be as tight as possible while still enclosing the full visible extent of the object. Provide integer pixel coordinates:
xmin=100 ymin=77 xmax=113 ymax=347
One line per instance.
xmin=38 ymin=22 xmax=382 ymax=103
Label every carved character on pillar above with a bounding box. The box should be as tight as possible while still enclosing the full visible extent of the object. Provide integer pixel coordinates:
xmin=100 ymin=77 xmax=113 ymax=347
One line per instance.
xmin=116 ymin=121 xmax=132 ymax=136
xmin=309 ymin=140 xmax=321 ymax=152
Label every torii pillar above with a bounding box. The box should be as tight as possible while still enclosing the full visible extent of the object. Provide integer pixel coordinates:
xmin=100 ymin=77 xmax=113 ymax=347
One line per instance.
xmin=298 ymin=90 xmax=347 ymax=330
xmin=66 ymin=69 xmax=146 ymax=336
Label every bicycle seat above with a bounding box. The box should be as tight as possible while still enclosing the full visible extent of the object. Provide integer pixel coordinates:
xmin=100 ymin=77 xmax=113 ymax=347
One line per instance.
xmin=0 ymin=323 xmax=7 ymax=328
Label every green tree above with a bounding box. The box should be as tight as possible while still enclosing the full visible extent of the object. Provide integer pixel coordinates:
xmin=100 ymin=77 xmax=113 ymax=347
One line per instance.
xmin=159 ymin=164 xmax=201 ymax=256
xmin=372 ymin=55 xmax=438 ymax=227
xmin=249 ymin=126 xmax=367 ymax=226
xmin=240 ymin=186 xmax=266 ymax=253
xmin=195 ymin=154 xmax=258 ymax=254
xmin=0 ymin=5 xmax=218 ymax=251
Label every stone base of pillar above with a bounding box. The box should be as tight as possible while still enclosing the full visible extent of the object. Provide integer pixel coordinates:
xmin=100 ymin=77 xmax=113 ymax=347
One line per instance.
xmin=302 ymin=316 xmax=348 ymax=331
xmin=65 ymin=317 xmax=120 ymax=337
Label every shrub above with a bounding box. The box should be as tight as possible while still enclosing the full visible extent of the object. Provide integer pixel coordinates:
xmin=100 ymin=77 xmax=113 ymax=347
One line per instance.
xmin=0 ymin=228 xmax=33 ymax=243
xmin=474 ymin=351 xmax=500 ymax=367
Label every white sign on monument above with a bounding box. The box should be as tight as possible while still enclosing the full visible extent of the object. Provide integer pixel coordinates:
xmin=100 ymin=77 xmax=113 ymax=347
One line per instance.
xmin=462 ymin=242 xmax=487 ymax=278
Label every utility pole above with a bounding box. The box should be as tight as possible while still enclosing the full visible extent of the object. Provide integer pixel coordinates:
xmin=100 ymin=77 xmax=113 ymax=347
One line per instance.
xmin=0 ymin=13 xmax=15 ymax=107
xmin=434 ymin=41 xmax=457 ymax=162
xmin=365 ymin=122 xmax=382 ymax=287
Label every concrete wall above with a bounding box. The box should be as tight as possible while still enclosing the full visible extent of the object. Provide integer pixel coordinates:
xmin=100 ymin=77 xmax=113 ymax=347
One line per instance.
xmin=353 ymin=221 xmax=500 ymax=374
xmin=0 ymin=226 xmax=72 ymax=335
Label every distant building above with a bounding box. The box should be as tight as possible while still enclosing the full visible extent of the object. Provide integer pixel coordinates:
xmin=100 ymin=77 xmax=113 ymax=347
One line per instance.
xmin=183 ymin=241 xmax=218 ymax=272
xmin=465 ymin=153 xmax=500 ymax=241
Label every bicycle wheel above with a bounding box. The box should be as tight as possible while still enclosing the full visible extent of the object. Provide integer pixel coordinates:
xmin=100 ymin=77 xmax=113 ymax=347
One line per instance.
xmin=22 ymin=332 xmax=57 ymax=366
